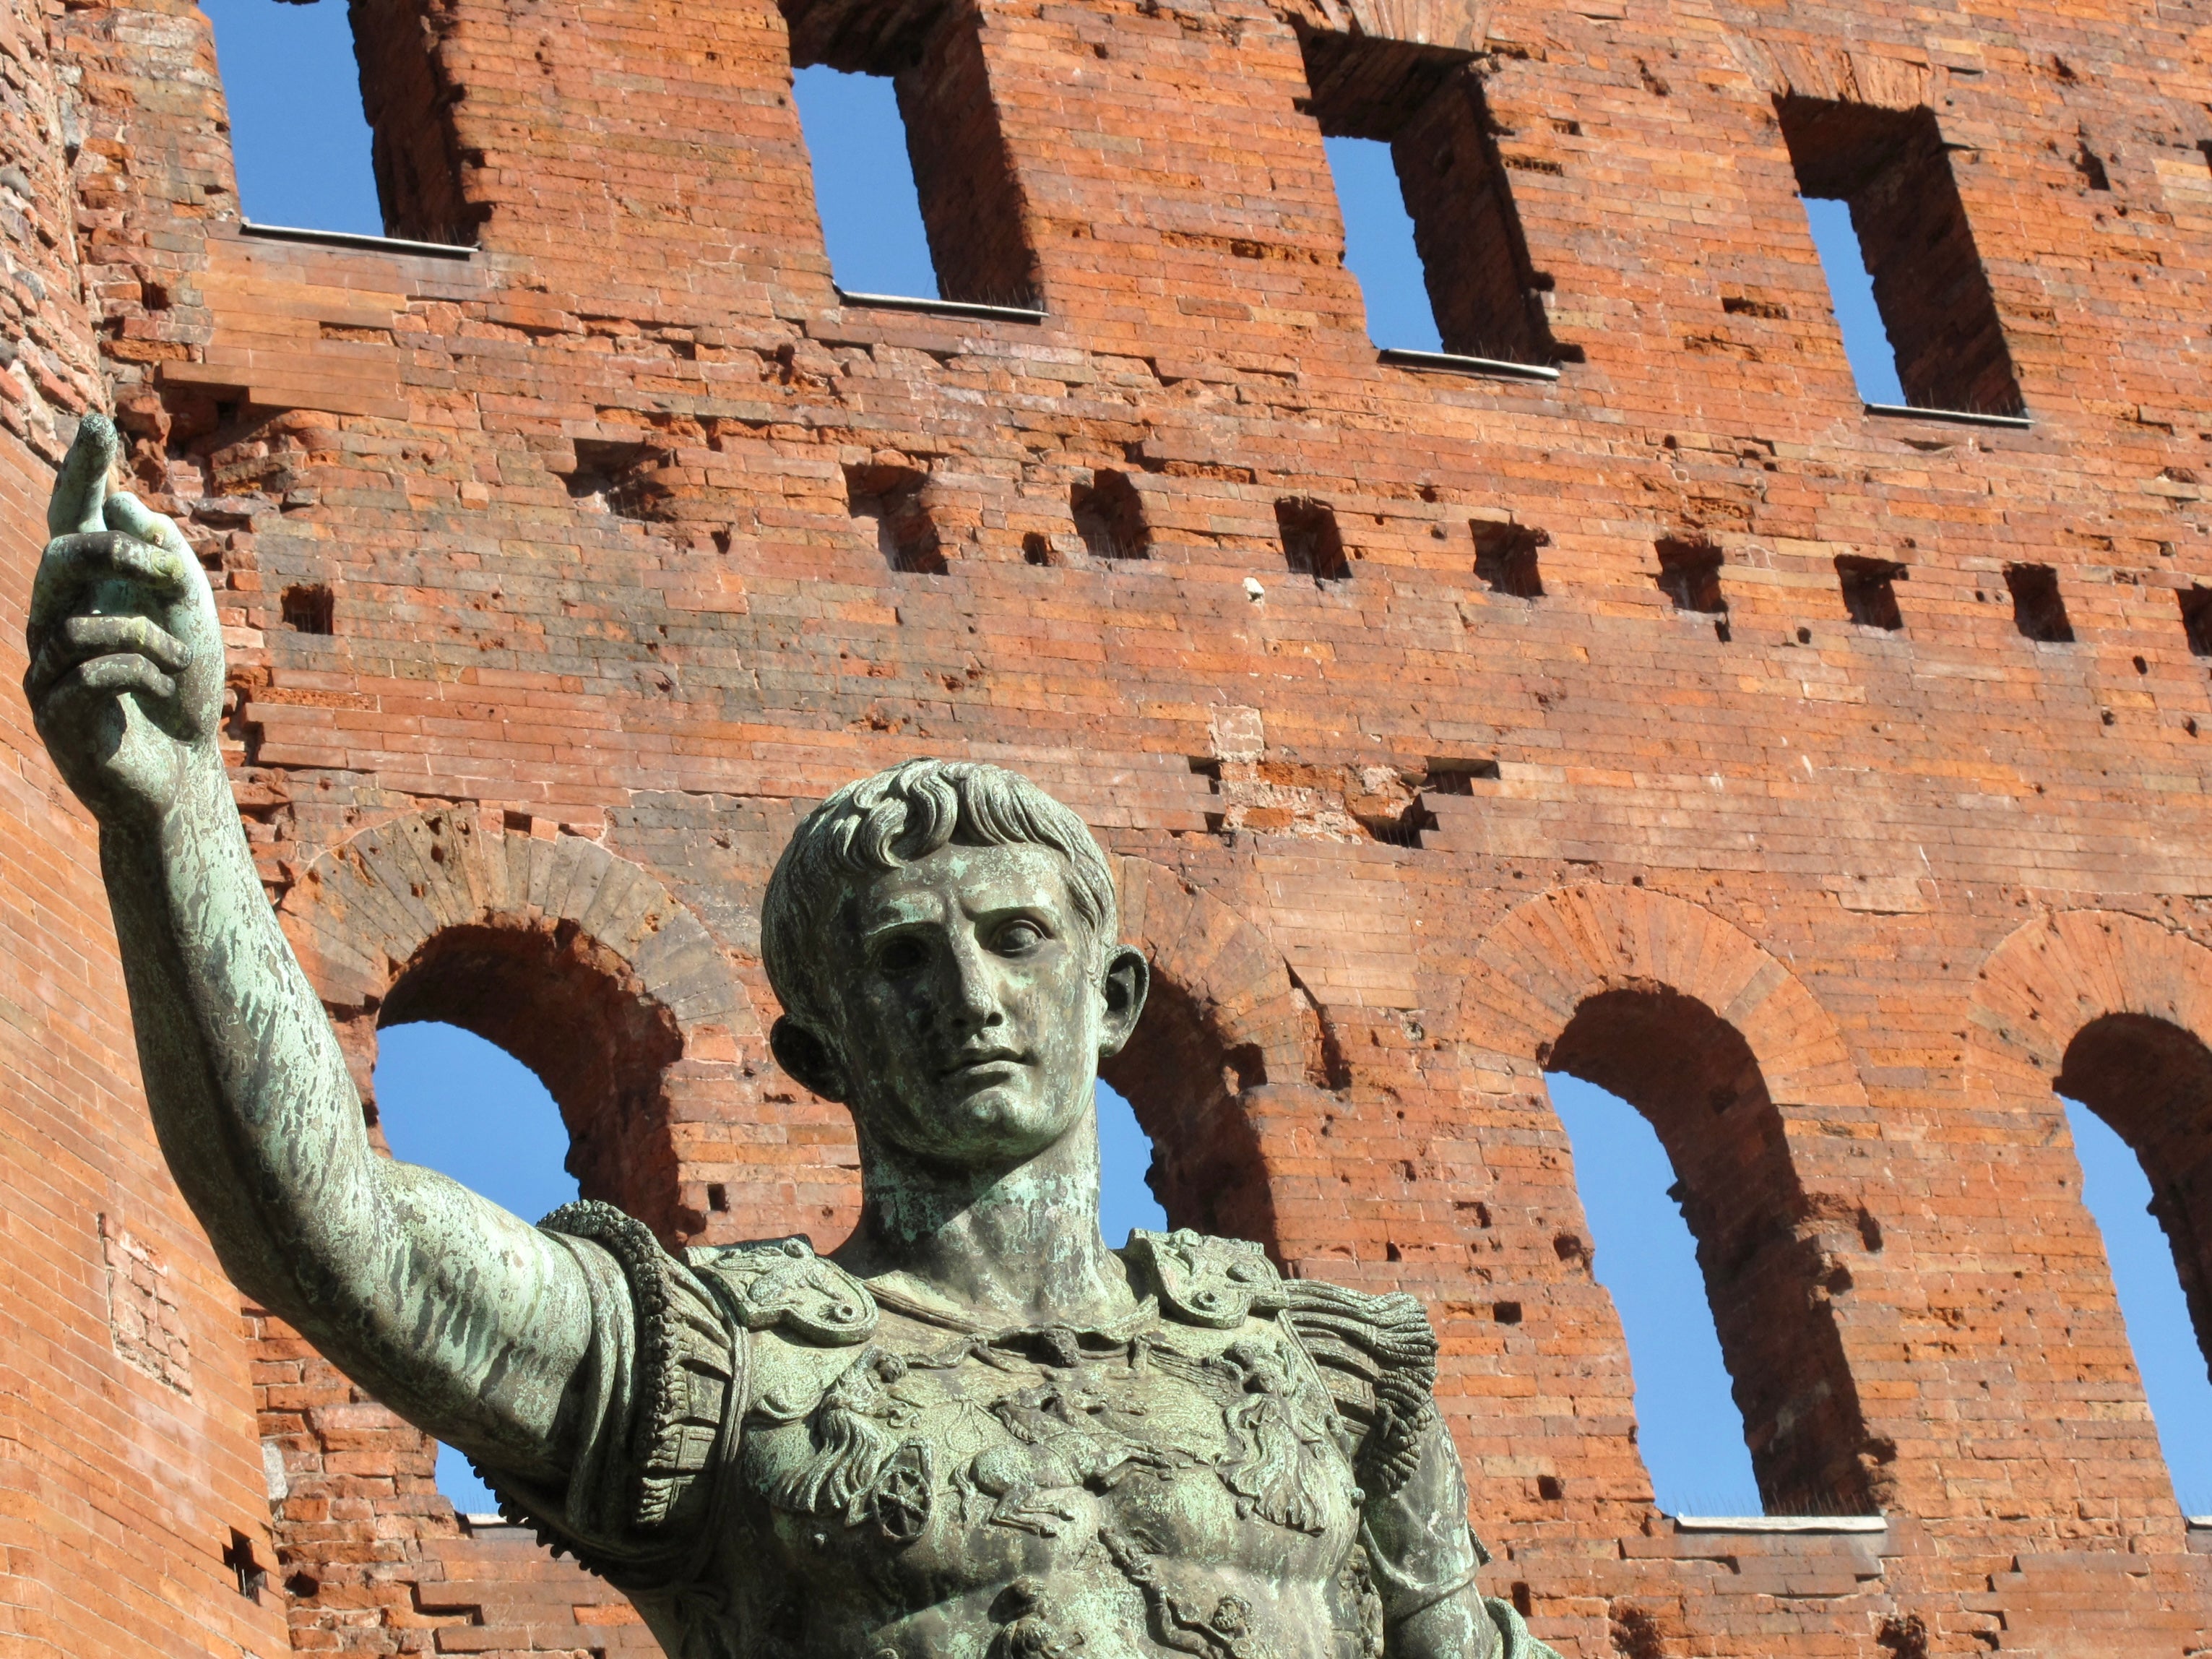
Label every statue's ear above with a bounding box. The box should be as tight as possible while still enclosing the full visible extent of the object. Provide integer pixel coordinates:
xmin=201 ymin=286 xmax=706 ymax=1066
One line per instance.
xmin=1097 ymin=945 xmax=1150 ymax=1059
xmin=770 ymin=1017 xmax=848 ymax=1102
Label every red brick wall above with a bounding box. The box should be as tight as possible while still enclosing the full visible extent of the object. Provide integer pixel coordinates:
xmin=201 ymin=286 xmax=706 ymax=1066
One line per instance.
xmin=9 ymin=0 xmax=2212 ymax=1652
xmin=0 ymin=0 xmax=293 ymax=1651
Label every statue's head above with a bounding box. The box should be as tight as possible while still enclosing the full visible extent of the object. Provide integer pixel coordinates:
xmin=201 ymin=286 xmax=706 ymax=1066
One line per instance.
xmin=761 ymin=759 xmax=1149 ymax=1173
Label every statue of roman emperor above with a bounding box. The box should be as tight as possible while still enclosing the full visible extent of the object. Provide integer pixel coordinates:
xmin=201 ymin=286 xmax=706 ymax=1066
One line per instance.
xmin=25 ymin=415 xmax=1555 ymax=1659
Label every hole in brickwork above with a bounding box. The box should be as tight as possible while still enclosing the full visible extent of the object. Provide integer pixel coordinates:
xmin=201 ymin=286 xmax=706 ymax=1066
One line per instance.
xmin=1071 ymin=469 xmax=1150 ymax=561
xmin=280 ymin=583 xmax=335 ymax=635
xmin=1610 ymin=1604 xmax=1665 ymax=1659
xmin=562 ymin=439 xmax=675 ymax=522
xmin=1835 ymin=555 xmax=1906 ymax=630
xmin=2181 ymin=587 xmax=2212 ymax=657
xmin=222 ymin=1529 xmax=269 ymax=1601
xmin=2005 ymin=563 xmax=2074 ymax=642
xmin=1778 ymin=97 xmax=2023 ymax=417
xmin=2056 ymin=1016 xmax=2212 ymax=1509
xmin=790 ymin=29 xmax=1037 ymax=308
xmin=1655 ymin=535 xmax=1726 ymax=614
xmin=1535 ymin=1473 xmax=1563 ymax=1500
xmin=1276 ymin=497 xmax=1351 ymax=582
xmin=372 ymin=1021 xmax=582 ymax=1512
xmin=1424 ymin=757 xmax=1499 ymax=794
xmin=2074 ymin=134 xmax=2112 ymax=191
xmin=1473 ymin=521 xmax=1547 ymax=598
xmin=1875 ymin=1613 xmax=1930 ymax=1659
xmin=845 ymin=462 xmax=946 ymax=574
xmin=1298 ymin=33 xmax=1556 ymax=364
xmin=1021 ymin=532 xmax=1056 ymax=566
xmin=1550 ymin=988 xmax=1882 ymax=1517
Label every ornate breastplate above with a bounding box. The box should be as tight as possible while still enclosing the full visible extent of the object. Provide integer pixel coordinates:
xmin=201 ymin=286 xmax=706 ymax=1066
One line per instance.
xmin=688 ymin=1233 xmax=1382 ymax=1659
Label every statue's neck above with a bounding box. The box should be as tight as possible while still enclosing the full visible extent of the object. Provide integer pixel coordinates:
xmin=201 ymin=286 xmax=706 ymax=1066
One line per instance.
xmin=839 ymin=1106 xmax=1136 ymax=1329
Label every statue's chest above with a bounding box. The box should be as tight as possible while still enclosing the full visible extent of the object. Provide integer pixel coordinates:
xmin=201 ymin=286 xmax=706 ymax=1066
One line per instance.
xmin=738 ymin=1321 xmax=1362 ymax=1600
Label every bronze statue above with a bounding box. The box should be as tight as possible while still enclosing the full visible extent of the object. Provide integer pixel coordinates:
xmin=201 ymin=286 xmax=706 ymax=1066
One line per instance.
xmin=25 ymin=413 xmax=1555 ymax=1659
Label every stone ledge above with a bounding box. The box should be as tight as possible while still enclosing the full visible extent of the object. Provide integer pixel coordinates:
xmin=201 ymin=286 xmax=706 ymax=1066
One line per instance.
xmin=1862 ymin=400 xmax=2030 ymax=429
xmin=1672 ymin=1514 xmax=1888 ymax=1535
xmin=239 ymin=219 xmax=477 ymax=259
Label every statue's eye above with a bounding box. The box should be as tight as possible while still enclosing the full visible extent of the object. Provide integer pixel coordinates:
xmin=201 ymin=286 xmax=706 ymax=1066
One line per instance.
xmin=993 ymin=918 xmax=1045 ymax=954
xmin=875 ymin=936 xmax=929 ymax=975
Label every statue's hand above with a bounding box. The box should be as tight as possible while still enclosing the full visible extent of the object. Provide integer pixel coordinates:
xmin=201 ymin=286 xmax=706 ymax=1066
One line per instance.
xmin=25 ymin=414 xmax=223 ymax=828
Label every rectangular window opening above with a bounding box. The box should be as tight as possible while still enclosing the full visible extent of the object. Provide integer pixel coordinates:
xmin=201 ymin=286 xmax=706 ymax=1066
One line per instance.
xmin=1779 ymin=97 xmax=2022 ymax=418
xmin=1835 ymin=555 xmax=1906 ymax=631
xmin=203 ymin=0 xmax=478 ymax=247
xmin=1300 ymin=34 xmax=1557 ymax=367
xmin=2005 ymin=563 xmax=2074 ymax=644
xmin=792 ymin=22 xmax=1037 ymax=312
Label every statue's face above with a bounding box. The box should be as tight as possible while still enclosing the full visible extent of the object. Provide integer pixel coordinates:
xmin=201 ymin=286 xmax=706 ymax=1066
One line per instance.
xmin=814 ymin=841 xmax=1143 ymax=1170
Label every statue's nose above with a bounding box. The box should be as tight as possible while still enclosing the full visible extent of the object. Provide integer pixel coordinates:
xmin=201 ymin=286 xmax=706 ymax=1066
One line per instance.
xmin=938 ymin=937 xmax=1005 ymax=1034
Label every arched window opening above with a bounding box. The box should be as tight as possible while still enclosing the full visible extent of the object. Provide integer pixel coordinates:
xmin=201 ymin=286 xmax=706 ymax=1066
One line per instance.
xmin=1550 ymin=1074 xmax=1759 ymax=1515
xmin=1548 ymin=986 xmax=1879 ymax=1515
xmin=1097 ymin=1080 xmax=1167 ymax=1248
xmin=373 ymin=1021 xmax=576 ymax=1516
xmin=2055 ymin=1014 xmax=2212 ymax=1510
xmin=376 ymin=921 xmax=685 ymax=1227
xmin=1099 ymin=975 xmax=1282 ymax=1249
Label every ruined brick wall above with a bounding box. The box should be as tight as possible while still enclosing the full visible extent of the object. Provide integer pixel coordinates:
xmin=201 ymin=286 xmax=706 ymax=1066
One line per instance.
xmin=7 ymin=0 xmax=2212 ymax=1652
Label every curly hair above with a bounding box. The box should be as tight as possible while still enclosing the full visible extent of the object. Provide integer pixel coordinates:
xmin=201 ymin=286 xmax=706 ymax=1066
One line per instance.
xmin=761 ymin=759 xmax=1118 ymax=1040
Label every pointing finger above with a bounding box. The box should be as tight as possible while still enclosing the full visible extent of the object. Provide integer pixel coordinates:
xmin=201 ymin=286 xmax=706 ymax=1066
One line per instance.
xmin=48 ymin=413 xmax=118 ymax=539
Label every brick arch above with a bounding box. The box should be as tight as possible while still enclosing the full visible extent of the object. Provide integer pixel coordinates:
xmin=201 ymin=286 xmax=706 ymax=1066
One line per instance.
xmin=1969 ymin=909 xmax=2212 ymax=1392
xmin=278 ymin=806 xmax=757 ymax=1236
xmin=1966 ymin=908 xmax=2212 ymax=1086
xmin=1458 ymin=882 xmax=1866 ymax=1114
xmin=1459 ymin=884 xmax=1885 ymax=1512
xmin=1103 ymin=857 xmax=1336 ymax=1250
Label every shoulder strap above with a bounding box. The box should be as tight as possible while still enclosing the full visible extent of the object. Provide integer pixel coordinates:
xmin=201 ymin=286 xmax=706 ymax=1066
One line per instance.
xmin=685 ymin=1235 xmax=878 ymax=1346
xmin=1123 ymin=1227 xmax=1283 ymax=1327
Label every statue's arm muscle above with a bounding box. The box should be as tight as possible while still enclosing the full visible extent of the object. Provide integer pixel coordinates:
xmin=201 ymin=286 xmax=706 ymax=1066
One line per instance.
xmin=103 ymin=784 xmax=594 ymax=1475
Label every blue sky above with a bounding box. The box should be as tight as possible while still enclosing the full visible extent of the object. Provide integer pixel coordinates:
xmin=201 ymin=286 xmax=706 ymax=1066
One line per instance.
xmin=213 ymin=1 xmax=2203 ymax=1519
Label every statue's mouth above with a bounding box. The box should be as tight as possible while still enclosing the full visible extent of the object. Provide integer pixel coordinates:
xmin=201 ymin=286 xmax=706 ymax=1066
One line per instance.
xmin=940 ymin=1046 xmax=1025 ymax=1080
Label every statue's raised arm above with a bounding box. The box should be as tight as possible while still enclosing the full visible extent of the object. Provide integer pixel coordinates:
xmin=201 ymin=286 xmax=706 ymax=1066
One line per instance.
xmin=23 ymin=414 xmax=595 ymax=1483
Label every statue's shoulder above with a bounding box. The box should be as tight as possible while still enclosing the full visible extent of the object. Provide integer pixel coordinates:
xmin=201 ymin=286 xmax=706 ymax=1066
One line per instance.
xmin=1124 ymin=1227 xmax=1441 ymax=1497
xmin=683 ymin=1235 xmax=878 ymax=1346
